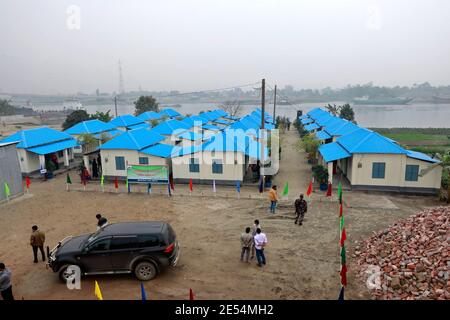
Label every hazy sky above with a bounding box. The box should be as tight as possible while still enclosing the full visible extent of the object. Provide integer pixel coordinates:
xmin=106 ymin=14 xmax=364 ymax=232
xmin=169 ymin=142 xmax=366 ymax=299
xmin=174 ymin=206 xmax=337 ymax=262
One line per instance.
xmin=1 ymin=0 xmax=450 ymax=94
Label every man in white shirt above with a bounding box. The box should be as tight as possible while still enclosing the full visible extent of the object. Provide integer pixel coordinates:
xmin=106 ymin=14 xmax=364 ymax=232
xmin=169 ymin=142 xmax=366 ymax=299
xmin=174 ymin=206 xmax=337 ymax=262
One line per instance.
xmin=251 ymin=219 xmax=261 ymax=260
xmin=253 ymin=228 xmax=267 ymax=267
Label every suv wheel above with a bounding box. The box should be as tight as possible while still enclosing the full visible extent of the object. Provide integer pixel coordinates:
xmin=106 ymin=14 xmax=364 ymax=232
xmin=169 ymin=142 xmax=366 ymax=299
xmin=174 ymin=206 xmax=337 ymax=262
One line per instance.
xmin=134 ymin=261 xmax=157 ymax=281
xmin=58 ymin=264 xmax=77 ymax=283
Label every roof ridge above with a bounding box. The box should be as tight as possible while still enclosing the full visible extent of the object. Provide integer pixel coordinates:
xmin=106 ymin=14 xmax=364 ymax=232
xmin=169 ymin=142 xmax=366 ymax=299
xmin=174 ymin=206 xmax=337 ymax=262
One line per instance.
xmin=127 ymin=131 xmax=142 ymax=150
xmin=348 ymin=130 xmax=373 ymax=152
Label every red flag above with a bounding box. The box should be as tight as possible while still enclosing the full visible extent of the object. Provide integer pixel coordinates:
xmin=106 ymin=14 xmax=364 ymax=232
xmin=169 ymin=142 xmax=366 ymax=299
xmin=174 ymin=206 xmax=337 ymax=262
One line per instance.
xmin=340 ymin=264 xmax=347 ymax=286
xmin=189 ymin=179 xmax=193 ymax=192
xmin=170 ymin=176 xmax=175 ymax=190
xmin=340 ymin=228 xmax=347 ymax=247
xmin=189 ymin=288 xmax=194 ymax=300
xmin=306 ymin=180 xmax=312 ymax=196
xmin=25 ymin=176 xmax=31 ymax=189
xmin=326 ymin=182 xmax=332 ymax=197
xmin=339 ymin=203 xmax=343 ymax=217
xmin=114 ymin=177 xmax=119 ymax=189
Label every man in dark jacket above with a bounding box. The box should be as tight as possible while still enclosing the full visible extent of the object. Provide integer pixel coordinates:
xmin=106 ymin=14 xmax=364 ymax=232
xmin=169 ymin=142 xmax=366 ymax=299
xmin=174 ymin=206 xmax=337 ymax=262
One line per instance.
xmin=0 ymin=263 xmax=14 ymax=300
xmin=96 ymin=214 xmax=108 ymax=230
xmin=294 ymin=194 xmax=308 ymax=225
xmin=30 ymin=225 xmax=46 ymax=263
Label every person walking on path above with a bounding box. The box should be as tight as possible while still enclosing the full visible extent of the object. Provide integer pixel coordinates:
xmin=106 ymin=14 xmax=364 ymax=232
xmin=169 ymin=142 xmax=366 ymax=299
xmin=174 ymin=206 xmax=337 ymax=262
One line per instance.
xmin=268 ymin=185 xmax=278 ymax=214
xmin=294 ymin=194 xmax=308 ymax=225
xmin=254 ymin=228 xmax=268 ymax=267
xmin=96 ymin=214 xmax=108 ymax=230
xmin=250 ymin=220 xmax=261 ymax=260
xmin=240 ymin=227 xmax=253 ymax=263
xmin=30 ymin=225 xmax=46 ymax=263
xmin=0 ymin=263 xmax=14 ymax=300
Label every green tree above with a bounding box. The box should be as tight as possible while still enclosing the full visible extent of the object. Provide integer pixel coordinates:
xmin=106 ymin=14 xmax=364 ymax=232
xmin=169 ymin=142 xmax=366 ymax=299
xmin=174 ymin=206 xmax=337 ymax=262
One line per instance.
xmin=134 ymin=96 xmax=159 ymax=116
xmin=91 ymin=110 xmax=112 ymax=122
xmin=339 ymin=103 xmax=355 ymax=122
xmin=62 ymin=109 xmax=91 ymax=130
xmin=325 ymin=103 xmax=340 ymax=116
xmin=0 ymin=99 xmax=15 ymax=116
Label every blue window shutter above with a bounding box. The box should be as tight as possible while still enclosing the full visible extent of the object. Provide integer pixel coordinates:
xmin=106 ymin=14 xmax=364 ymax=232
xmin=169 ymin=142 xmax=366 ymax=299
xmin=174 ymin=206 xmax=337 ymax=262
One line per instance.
xmin=115 ymin=156 xmax=125 ymax=170
xmin=405 ymin=165 xmax=419 ymax=181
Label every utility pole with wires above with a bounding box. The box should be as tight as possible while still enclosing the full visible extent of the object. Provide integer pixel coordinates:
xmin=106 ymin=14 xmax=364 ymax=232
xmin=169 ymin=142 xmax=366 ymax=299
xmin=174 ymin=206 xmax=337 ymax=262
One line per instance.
xmin=114 ymin=96 xmax=118 ymax=117
xmin=261 ymin=78 xmax=265 ymax=130
xmin=260 ymin=78 xmax=266 ymax=182
xmin=273 ymin=84 xmax=277 ymax=121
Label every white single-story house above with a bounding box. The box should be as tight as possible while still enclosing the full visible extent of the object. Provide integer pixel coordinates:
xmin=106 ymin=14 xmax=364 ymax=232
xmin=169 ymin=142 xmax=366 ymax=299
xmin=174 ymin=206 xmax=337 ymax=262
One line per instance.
xmin=0 ymin=127 xmax=78 ymax=174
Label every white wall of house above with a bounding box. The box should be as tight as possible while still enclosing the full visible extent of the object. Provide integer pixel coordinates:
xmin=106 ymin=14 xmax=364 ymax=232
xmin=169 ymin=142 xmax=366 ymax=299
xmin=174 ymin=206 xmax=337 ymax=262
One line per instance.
xmin=100 ymin=149 xmax=167 ymax=177
xmin=16 ymin=147 xmax=74 ymax=174
xmin=172 ymin=151 xmax=245 ymax=182
xmin=349 ymin=153 xmax=442 ymax=189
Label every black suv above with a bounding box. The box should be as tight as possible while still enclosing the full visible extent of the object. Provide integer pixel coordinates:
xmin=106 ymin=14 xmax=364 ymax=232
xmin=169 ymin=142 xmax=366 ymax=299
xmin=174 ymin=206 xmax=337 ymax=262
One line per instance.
xmin=47 ymin=221 xmax=179 ymax=282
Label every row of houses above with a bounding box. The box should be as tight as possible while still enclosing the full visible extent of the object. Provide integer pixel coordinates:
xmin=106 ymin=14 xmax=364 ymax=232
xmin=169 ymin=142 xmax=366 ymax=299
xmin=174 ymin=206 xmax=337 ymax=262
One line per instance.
xmin=301 ymin=108 xmax=442 ymax=194
xmin=0 ymin=108 xmax=274 ymax=185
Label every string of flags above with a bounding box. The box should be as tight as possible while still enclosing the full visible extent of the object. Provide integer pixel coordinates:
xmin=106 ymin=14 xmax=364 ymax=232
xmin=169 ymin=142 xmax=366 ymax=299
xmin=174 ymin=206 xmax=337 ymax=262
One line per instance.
xmin=338 ymin=181 xmax=347 ymax=300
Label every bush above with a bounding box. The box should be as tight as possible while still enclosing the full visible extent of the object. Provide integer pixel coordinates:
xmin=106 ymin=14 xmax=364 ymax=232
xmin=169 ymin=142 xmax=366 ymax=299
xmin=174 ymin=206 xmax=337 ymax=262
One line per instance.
xmin=312 ymin=165 xmax=329 ymax=184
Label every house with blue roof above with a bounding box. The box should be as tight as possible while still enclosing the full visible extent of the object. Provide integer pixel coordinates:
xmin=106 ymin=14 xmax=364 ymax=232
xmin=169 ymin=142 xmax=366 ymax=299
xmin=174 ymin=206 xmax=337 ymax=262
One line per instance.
xmin=171 ymin=130 xmax=268 ymax=184
xmin=136 ymin=111 xmax=161 ymax=123
xmin=308 ymin=109 xmax=442 ymax=194
xmin=98 ymin=128 xmax=170 ymax=178
xmin=151 ymin=119 xmax=191 ymax=145
xmin=64 ymin=119 xmax=123 ymax=155
xmin=108 ymin=114 xmax=145 ymax=131
xmin=159 ymin=108 xmax=182 ymax=119
xmin=0 ymin=127 xmax=78 ymax=174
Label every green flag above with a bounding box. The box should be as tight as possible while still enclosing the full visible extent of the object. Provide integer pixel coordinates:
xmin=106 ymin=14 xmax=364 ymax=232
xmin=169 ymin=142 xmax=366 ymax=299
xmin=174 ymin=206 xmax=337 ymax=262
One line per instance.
xmin=340 ymin=215 xmax=345 ymax=232
xmin=100 ymin=174 xmax=104 ymax=187
xmin=66 ymin=173 xmax=72 ymax=184
xmin=4 ymin=182 xmax=11 ymax=198
xmin=125 ymin=178 xmax=128 ymax=188
xmin=282 ymin=182 xmax=289 ymax=197
xmin=338 ymin=182 xmax=342 ymax=203
xmin=340 ymin=245 xmax=346 ymax=265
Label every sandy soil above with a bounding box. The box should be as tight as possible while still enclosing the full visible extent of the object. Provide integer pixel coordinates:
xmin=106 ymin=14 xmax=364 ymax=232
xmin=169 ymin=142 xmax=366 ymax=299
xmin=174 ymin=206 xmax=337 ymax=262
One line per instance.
xmin=0 ymin=129 xmax=442 ymax=300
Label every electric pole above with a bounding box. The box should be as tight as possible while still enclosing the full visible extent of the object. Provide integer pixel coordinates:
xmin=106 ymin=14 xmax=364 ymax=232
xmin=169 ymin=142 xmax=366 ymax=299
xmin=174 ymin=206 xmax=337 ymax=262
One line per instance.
xmin=261 ymin=78 xmax=265 ymax=130
xmin=114 ymin=96 xmax=118 ymax=117
xmin=273 ymin=85 xmax=277 ymax=121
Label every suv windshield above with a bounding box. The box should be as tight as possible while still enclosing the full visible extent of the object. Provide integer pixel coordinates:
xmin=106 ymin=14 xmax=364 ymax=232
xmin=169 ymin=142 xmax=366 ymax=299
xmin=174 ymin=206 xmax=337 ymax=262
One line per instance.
xmin=86 ymin=228 xmax=105 ymax=245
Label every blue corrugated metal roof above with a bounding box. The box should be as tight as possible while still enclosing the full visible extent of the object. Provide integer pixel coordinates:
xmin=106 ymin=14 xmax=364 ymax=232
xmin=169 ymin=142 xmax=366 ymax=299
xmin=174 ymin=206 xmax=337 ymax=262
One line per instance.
xmin=64 ymin=120 xmax=117 ymax=135
xmin=315 ymin=113 xmax=334 ymax=126
xmin=128 ymin=123 xmax=151 ymax=130
xmin=406 ymin=150 xmax=440 ymax=163
xmin=137 ymin=111 xmax=161 ymax=121
xmin=245 ymin=139 xmax=269 ymax=160
xmin=140 ymin=143 xmax=175 ymax=158
xmin=320 ymin=116 xmax=346 ymax=129
xmin=301 ymin=118 xmax=313 ymax=125
xmin=305 ymin=123 xmax=320 ymax=131
xmin=109 ymin=115 xmax=144 ymax=128
xmin=159 ymin=108 xmax=181 ymax=118
xmin=201 ymin=110 xmax=222 ymax=121
xmin=202 ymin=124 xmax=221 ymax=131
xmin=151 ymin=119 xmax=191 ymax=135
xmin=203 ymin=131 xmax=247 ymax=153
xmin=93 ymin=129 xmax=123 ymax=140
xmin=337 ymin=128 xmax=407 ymax=154
xmin=99 ymin=128 xmax=165 ymax=150
xmin=299 ymin=115 xmax=309 ymax=120
xmin=319 ymin=142 xmax=352 ymax=163
xmin=27 ymin=138 xmax=79 ymax=155
xmin=1 ymin=127 xmax=75 ymax=149
xmin=325 ymin=120 xmax=360 ymax=136
xmin=307 ymin=108 xmax=327 ymax=119
xmin=214 ymin=109 xmax=228 ymax=117
xmin=315 ymin=130 xmax=332 ymax=140
xmin=171 ymin=144 xmax=203 ymax=157
xmin=213 ymin=119 xmax=231 ymax=125
xmin=177 ymin=131 xmax=204 ymax=141
xmin=190 ymin=115 xmax=209 ymax=125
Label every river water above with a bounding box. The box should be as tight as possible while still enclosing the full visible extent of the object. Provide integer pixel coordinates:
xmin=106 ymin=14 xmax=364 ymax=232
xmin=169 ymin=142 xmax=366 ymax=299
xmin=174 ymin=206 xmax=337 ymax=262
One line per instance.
xmin=32 ymin=102 xmax=450 ymax=128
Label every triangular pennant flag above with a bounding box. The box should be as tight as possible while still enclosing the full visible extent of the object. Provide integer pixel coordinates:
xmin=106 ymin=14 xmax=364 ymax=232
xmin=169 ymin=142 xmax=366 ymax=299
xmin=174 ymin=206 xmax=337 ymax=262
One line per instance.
xmin=25 ymin=176 xmax=31 ymax=189
xmin=212 ymin=179 xmax=216 ymax=193
xmin=189 ymin=179 xmax=193 ymax=192
xmin=306 ymin=180 xmax=312 ymax=196
xmin=282 ymin=182 xmax=289 ymax=197
xmin=126 ymin=178 xmax=128 ymax=188
xmin=170 ymin=176 xmax=175 ymax=190
xmin=338 ymin=181 xmax=342 ymax=203
xmin=236 ymin=180 xmax=241 ymax=193
xmin=326 ymin=182 xmax=332 ymax=197
xmin=340 ymin=245 xmax=346 ymax=265
xmin=338 ymin=286 xmax=345 ymax=300
xmin=4 ymin=182 xmax=11 ymax=198
xmin=100 ymin=174 xmax=104 ymax=187
xmin=339 ymin=215 xmax=345 ymax=232
xmin=340 ymin=264 xmax=348 ymax=287
xmin=140 ymin=282 xmax=147 ymax=301
xmin=66 ymin=173 xmax=72 ymax=184
xmin=340 ymin=228 xmax=347 ymax=247
xmin=94 ymin=281 xmax=103 ymax=300
xmin=114 ymin=177 xmax=119 ymax=189
xmin=189 ymin=288 xmax=194 ymax=300
xmin=339 ymin=203 xmax=343 ymax=217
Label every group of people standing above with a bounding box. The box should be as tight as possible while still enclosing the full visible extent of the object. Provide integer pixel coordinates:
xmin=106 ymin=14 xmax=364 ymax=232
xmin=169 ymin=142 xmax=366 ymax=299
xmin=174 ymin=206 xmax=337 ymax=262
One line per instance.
xmin=267 ymin=185 xmax=308 ymax=225
xmin=240 ymin=220 xmax=267 ymax=267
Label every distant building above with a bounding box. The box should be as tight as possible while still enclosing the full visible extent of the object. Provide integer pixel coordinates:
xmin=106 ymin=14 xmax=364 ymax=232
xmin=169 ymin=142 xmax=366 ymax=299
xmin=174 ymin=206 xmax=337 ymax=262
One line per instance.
xmin=0 ymin=142 xmax=23 ymax=201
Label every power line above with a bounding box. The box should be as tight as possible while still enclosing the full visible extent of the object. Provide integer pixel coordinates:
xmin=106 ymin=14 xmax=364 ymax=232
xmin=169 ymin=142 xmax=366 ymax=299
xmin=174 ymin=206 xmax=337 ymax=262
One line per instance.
xmin=266 ymin=83 xmax=300 ymax=109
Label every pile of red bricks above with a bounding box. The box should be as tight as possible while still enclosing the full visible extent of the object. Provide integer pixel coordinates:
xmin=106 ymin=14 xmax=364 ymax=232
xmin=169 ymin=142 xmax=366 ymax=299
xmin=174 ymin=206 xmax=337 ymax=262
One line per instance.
xmin=354 ymin=206 xmax=449 ymax=300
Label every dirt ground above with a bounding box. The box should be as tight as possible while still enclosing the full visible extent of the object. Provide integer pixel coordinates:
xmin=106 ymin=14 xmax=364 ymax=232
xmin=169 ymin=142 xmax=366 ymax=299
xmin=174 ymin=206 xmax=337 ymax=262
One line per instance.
xmin=0 ymin=129 xmax=443 ymax=300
